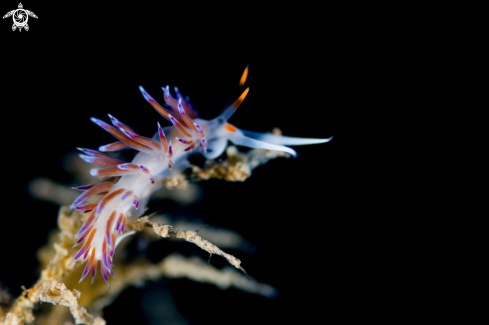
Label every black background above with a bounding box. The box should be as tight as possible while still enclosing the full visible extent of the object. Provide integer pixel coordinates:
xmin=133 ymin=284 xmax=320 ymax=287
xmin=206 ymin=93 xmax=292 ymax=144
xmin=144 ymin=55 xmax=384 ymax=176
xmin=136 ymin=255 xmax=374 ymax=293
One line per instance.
xmin=0 ymin=1 xmax=474 ymax=324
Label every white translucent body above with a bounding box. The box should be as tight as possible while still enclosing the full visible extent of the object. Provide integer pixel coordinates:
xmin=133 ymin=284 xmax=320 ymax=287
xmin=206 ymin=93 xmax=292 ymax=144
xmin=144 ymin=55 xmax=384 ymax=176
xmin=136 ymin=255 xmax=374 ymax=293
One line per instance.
xmin=84 ymin=116 xmax=331 ymax=263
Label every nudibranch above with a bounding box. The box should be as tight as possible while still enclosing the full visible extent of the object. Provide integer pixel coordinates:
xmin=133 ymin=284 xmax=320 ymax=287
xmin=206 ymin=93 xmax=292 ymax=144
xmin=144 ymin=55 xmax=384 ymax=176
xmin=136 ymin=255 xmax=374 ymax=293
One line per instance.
xmin=70 ymin=66 xmax=332 ymax=287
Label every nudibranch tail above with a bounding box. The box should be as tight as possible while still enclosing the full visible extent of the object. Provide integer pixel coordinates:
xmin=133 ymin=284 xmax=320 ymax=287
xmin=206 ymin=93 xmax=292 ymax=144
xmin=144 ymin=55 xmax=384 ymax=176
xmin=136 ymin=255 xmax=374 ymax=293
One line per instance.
xmin=71 ymin=185 xmax=134 ymax=285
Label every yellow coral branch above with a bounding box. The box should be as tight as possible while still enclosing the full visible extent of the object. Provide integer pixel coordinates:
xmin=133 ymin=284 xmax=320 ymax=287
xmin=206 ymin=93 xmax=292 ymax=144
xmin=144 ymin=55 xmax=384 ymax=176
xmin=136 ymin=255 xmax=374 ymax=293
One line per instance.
xmin=3 ymin=207 xmax=102 ymax=325
xmin=152 ymin=222 xmax=249 ymax=274
xmin=127 ymin=215 xmax=249 ymax=275
xmin=189 ymin=143 xmax=289 ymax=181
xmin=3 ymin=138 xmax=285 ymax=325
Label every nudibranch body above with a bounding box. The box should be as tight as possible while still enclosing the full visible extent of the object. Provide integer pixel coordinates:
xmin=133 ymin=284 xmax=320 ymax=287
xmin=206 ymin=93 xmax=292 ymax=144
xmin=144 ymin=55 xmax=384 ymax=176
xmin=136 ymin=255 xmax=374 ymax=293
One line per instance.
xmin=70 ymin=67 xmax=332 ymax=286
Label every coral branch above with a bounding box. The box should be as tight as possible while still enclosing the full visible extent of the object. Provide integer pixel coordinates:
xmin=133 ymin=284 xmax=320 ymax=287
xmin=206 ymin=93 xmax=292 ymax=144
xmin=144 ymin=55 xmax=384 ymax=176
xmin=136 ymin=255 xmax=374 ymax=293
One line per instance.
xmin=131 ymin=217 xmax=249 ymax=275
xmin=148 ymin=214 xmax=256 ymax=252
xmin=89 ymin=253 xmax=276 ymax=313
xmin=189 ymin=129 xmax=290 ymax=182
xmin=161 ymin=254 xmax=277 ymax=297
xmin=3 ymin=207 xmax=104 ymax=325
xmin=37 ymin=280 xmax=105 ymax=325
xmin=126 ymin=215 xmax=246 ymax=274
xmin=3 ymin=207 xmax=275 ymax=324
xmin=3 ymin=136 xmax=286 ymax=325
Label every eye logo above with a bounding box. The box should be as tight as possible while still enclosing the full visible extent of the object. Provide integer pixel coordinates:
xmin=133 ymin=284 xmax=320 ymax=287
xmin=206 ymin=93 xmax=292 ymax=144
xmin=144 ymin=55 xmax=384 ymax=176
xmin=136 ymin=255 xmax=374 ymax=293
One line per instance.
xmin=3 ymin=3 xmax=38 ymax=32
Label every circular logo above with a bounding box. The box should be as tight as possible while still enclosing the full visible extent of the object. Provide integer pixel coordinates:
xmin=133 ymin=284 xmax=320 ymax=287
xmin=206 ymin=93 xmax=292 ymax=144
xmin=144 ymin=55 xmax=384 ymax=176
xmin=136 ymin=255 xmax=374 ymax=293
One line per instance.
xmin=13 ymin=9 xmax=28 ymax=27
